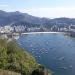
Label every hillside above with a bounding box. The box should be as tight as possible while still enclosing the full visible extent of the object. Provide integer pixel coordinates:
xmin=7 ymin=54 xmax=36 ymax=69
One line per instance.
xmin=0 ymin=39 xmax=37 ymax=75
xmin=0 ymin=10 xmax=75 ymax=26
xmin=0 ymin=69 xmax=21 ymax=75
xmin=0 ymin=38 xmax=52 ymax=75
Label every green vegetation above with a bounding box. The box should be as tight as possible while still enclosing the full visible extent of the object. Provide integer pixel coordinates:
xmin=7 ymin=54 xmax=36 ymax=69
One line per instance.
xmin=0 ymin=39 xmax=37 ymax=75
xmin=0 ymin=38 xmax=52 ymax=75
xmin=0 ymin=69 xmax=21 ymax=75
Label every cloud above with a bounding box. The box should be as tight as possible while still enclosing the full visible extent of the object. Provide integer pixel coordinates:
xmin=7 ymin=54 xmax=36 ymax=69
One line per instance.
xmin=0 ymin=4 xmax=8 ymax=7
xmin=21 ymin=7 xmax=75 ymax=18
xmin=3 ymin=7 xmax=75 ymax=18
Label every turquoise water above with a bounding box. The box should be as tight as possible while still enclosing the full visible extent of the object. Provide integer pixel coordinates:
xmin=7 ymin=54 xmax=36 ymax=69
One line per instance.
xmin=17 ymin=33 xmax=75 ymax=75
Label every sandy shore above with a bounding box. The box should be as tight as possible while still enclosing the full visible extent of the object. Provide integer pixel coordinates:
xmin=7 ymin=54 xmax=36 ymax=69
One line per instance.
xmin=21 ymin=32 xmax=62 ymax=34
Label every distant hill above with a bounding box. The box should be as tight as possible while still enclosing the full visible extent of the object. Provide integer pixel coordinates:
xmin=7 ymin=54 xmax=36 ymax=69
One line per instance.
xmin=51 ymin=18 xmax=75 ymax=25
xmin=0 ymin=10 xmax=75 ymax=26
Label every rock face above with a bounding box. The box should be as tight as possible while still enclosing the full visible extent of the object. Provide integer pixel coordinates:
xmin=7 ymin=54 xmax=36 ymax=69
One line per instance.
xmin=31 ymin=65 xmax=52 ymax=75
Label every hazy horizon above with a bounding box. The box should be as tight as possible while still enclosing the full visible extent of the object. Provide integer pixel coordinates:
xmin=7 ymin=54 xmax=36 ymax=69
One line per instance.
xmin=1 ymin=9 xmax=75 ymax=19
xmin=0 ymin=0 xmax=75 ymax=18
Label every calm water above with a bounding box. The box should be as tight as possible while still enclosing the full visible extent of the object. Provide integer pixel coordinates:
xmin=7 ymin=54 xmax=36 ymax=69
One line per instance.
xmin=17 ymin=33 xmax=75 ymax=75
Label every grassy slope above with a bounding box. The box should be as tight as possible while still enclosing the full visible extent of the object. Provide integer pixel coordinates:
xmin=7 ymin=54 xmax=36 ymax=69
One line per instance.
xmin=0 ymin=69 xmax=21 ymax=75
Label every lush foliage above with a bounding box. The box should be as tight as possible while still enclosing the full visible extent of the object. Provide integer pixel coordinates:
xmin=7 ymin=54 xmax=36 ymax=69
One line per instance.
xmin=0 ymin=39 xmax=37 ymax=75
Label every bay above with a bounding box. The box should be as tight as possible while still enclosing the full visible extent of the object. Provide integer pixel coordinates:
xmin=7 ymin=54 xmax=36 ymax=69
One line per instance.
xmin=17 ymin=33 xmax=75 ymax=75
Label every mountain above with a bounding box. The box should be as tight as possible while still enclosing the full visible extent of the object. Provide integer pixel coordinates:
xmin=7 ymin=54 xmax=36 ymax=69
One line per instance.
xmin=0 ymin=10 xmax=45 ymax=26
xmin=0 ymin=10 xmax=75 ymax=26
xmin=51 ymin=18 xmax=75 ymax=25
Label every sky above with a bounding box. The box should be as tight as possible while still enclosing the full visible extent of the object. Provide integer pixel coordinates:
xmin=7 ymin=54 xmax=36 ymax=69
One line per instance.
xmin=0 ymin=0 xmax=75 ymax=18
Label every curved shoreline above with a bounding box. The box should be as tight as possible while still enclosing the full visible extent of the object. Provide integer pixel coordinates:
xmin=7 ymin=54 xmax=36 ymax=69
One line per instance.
xmin=21 ymin=32 xmax=63 ymax=35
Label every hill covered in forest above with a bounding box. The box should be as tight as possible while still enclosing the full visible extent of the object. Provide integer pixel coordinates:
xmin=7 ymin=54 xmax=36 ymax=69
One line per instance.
xmin=0 ymin=10 xmax=75 ymax=26
xmin=0 ymin=38 xmax=52 ymax=75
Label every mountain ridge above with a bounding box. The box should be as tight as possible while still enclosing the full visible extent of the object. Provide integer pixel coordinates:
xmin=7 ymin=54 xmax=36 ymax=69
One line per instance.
xmin=0 ymin=10 xmax=75 ymax=26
